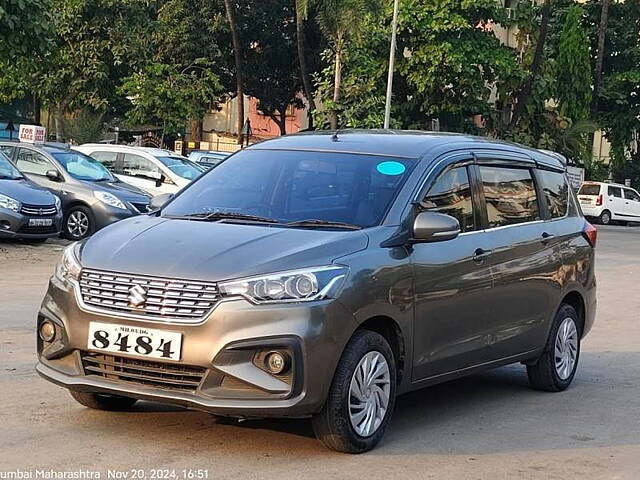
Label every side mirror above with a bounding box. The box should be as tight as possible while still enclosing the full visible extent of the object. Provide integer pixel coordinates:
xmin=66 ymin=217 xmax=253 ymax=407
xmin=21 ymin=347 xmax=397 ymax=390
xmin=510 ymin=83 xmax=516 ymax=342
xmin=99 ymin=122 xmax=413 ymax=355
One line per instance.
xmin=412 ymin=211 xmax=460 ymax=242
xmin=46 ymin=170 xmax=62 ymax=182
xmin=149 ymin=193 xmax=173 ymax=211
xmin=155 ymin=175 xmax=166 ymax=188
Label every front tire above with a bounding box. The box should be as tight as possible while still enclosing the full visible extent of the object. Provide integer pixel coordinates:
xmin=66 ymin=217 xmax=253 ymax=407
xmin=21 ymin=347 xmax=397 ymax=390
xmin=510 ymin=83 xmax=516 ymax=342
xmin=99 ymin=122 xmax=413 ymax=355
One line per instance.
xmin=64 ymin=205 xmax=94 ymax=240
xmin=312 ymin=330 xmax=396 ymax=453
xmin=527 ymin=304 xmax=581 ymax=392
xmin=70 ymin=391 xmax=137 ymax=411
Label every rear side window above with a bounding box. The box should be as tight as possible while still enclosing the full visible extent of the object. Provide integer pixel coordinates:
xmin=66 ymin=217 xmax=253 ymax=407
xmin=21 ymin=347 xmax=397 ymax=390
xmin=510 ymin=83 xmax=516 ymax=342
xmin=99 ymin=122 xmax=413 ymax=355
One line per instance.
xmin=578 ymin=184 xmax=601 ymax=196
xmin=537 ymin=170 xmax=569 ymax=218
xmin=608 ymin=186 xmax=623 ymax=198
xmin=422 ymin=167 xmax=475 ymax=232
xmin=479 ymin=166 xmax=540 ymax=228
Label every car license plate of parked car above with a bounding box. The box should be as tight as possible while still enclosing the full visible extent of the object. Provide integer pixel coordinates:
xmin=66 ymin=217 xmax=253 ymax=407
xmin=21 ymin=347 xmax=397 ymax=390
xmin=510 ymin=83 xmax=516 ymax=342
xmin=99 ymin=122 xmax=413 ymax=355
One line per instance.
xmin=87 ymin=322 xmax=182 ymax=361
xmin=28 ymin=218 xmax=53 ymax=227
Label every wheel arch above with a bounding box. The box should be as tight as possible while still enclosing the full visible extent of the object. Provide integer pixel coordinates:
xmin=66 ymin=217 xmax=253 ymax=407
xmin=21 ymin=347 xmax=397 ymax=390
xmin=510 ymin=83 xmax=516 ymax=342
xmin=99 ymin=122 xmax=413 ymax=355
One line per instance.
xmin=560 ymin=290 xmax=586 ymax=336
xmin=356 ymin=315 xmax=406 ymax=386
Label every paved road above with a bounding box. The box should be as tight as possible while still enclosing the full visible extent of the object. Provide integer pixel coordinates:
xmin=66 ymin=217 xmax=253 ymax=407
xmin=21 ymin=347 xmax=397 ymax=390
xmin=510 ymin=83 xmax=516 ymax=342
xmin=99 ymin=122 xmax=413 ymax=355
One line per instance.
xmin=1 ymin=226 xmax=639 ymax=479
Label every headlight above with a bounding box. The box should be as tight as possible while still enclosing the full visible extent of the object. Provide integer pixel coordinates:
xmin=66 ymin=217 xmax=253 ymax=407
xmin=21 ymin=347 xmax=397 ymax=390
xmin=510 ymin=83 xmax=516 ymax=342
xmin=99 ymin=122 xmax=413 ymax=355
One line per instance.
xmin=219 ymin=266 xmax=348 ymax=304
xmin=94 ymin=191 xmax=126 ymax=210
xmin=54 ymin=195 xmax=61 ymax=211
xmin=0 ymin=193 xmax=20 ymax=212
xmin=55 ymin=243 xmax=82 ymax=282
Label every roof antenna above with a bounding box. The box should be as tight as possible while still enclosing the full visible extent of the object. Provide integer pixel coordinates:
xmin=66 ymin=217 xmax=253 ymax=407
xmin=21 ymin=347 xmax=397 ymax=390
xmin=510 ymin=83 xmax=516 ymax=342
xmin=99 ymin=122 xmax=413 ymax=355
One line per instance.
xmin=332 ymin=130 xmax=340 ymax=142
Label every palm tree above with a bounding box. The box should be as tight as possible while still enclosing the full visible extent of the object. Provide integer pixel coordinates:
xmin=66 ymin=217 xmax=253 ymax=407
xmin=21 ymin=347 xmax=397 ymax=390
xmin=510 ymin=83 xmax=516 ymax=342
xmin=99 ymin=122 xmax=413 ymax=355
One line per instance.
xmin=295 ymin=0 xmax=317 ymax=127
xmin=315 ymin=0 xmax=381 ymax=129
xmin=223 ymin=0 xmax=245 ymax=143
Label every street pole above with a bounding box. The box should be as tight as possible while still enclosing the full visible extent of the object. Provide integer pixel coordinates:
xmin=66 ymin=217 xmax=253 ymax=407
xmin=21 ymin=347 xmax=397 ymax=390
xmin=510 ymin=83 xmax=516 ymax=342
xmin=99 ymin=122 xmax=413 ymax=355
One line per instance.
xmin=383 ymin=0 xmax=400 ymax=129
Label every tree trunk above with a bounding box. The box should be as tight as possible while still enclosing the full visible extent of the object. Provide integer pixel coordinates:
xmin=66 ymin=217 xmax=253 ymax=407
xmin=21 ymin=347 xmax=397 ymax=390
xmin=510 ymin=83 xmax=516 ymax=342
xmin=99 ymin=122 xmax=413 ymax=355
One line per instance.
xmin=223 ymin=0 xmax=244 ymax=143
xmin=510 ymin=0 xmax=553 ymax=129
xmin=591 ymin=0 xmax=610 ymax=116
xmin=54 ymin=107 xmax=64 ymax=142
xmin=296 ymin=1 xmax=316 ymax=129
xmin=189 ymin=117 xmax=202 ymax=143
xmin=33 ymin=95 xmax=41 ymax=125
xmin=329 ymin=46 xmax=342 ymax=130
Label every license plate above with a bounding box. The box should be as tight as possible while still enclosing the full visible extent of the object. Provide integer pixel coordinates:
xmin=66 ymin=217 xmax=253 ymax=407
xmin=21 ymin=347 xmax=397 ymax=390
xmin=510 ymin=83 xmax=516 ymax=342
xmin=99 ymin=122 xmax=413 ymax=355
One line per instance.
xmin=87 ymin=322 xmax=182 ymax=361
xmin=28 ymin=218 xmax=53 ymax=227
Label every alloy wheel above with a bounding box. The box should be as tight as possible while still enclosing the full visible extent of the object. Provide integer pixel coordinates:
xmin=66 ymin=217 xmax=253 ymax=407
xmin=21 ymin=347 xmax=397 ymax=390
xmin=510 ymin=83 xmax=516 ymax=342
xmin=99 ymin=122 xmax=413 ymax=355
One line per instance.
xmin=348 ymin=351 xmax=391 ymax=437
xmin=67 ymin=211 xmax=89 ymax=239
xmin=554 ymin=317 xmax=578 ymax=380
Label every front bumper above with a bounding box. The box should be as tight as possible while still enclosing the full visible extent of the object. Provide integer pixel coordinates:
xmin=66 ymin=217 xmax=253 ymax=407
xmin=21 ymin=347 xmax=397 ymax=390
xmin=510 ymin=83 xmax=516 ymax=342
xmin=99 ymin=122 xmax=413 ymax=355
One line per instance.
xmin=0 ymin=208 xmax=62 ymax=239
xmin=92 ymin=204 xmax=140 ymax=231
xmin=36 ymin=275 xmax=357 ymax=417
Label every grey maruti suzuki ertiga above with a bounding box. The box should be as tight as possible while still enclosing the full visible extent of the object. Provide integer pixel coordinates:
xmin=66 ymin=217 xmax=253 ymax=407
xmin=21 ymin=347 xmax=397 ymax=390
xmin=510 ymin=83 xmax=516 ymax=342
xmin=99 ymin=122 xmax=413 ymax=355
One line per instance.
xmin=37 ymin=131 xmax=597 ymax=453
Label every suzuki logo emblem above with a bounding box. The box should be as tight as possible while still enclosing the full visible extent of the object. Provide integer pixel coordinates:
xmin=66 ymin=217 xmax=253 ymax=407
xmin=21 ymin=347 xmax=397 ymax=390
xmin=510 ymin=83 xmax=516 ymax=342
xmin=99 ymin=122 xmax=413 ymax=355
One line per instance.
xmin=128 ymin=284 xmax=147 ymax=308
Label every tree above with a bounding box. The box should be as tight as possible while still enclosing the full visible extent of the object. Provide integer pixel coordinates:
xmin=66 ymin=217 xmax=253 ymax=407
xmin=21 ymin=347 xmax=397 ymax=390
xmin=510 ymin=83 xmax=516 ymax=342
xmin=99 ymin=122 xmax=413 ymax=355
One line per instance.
xmin=241 ymin=0 xmax=304 ymax=135
xmin=315 ymin=0 xmax=382 ymax=129
xmin=556 ymin=5 xmax=592 ymax=122
xmin=0 ymin=0 xmax=53 ymax=60
xmin=223 ymin=0 xmax=245 ymax=143
xmin=295 ymin=0 xmax=318 ymax=126
xmin=591 ymin=0 xmax=610 ymax=116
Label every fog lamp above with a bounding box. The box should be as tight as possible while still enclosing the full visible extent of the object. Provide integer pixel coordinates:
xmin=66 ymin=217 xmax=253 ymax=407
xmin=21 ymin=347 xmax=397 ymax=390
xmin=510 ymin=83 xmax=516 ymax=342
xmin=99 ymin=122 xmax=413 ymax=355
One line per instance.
xmin=39 ymin=321 xmax=56 ymax=342
xmin=265 ymin=351 xmax=289 ymax=375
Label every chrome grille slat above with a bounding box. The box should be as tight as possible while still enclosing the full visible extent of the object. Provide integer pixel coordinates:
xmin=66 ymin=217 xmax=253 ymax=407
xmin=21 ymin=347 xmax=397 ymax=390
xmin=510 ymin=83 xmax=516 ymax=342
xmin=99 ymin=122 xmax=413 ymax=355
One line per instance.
xmin=78 ymin=269 xmax=219 ymax=321
xmin=20 ymin=204 xmax=57 ymax=216
xmin=81 ymin=353 xmax=206 ymax=391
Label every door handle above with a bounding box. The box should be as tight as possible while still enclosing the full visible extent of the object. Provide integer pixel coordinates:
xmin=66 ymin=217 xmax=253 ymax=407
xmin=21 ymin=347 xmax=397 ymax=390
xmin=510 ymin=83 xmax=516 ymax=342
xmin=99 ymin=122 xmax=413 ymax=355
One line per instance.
xmin=541 ymin=232 xmax=554 ymax=244
xmin=473 ymin=248 xmax=493 ymax=262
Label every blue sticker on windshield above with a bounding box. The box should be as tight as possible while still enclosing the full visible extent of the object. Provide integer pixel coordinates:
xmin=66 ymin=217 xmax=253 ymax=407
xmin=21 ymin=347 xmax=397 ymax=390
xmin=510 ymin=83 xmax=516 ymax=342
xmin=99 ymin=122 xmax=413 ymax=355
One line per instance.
xmin=377 ymin=161 xmax=406 ymax=176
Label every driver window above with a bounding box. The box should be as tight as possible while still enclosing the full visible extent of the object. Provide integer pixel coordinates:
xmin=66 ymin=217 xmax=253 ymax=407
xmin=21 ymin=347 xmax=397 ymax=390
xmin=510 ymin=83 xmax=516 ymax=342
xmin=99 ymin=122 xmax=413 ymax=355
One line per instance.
xmin=624 ymin=189 xmax=640 ymax=202
xmin=15 ymin=149 xmax=55 ymax=176
xmin=421 ymin=166 xmax=476 ymax=232
xmin=123 ymin=154 xmax=163 ymax=181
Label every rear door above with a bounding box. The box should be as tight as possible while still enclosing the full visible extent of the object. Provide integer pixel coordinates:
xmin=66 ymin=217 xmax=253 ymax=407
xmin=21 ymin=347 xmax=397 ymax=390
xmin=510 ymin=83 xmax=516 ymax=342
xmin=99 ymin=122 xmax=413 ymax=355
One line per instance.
xmin=622 ymin=188 xmax=640 ymax=221
xmin=606 ymin=185 xmax=625 ymax=220
xmin=474 ymin=154 xmax=564 ymax=359
xmin=577 ymin=183 xmax=602 ymax=207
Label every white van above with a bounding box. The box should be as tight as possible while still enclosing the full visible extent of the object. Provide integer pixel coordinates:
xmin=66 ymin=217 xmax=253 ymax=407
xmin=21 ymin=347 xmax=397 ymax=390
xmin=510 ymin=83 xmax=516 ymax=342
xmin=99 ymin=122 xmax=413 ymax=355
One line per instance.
xmin=578 ymin=181 xmax=640 ymax=225
xmin=73 ymin=145 xmax=205 ymax=196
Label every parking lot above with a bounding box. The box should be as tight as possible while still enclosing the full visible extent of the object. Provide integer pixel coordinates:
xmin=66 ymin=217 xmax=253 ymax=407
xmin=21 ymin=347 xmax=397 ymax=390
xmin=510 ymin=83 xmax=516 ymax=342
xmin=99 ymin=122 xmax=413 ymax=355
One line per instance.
xmin=1 ymin=225 xmax=639 ymax=479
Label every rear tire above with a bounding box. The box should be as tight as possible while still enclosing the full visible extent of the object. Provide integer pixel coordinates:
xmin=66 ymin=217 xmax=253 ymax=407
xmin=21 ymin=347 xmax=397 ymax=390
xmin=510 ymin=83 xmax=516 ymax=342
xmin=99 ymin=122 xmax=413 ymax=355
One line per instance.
xmin=312 ymin=330 xmax=396 ymax=453
xmin=70 ymin=391 xmax=137 ymax=411
xmin=527 ymin=304 xmax=581 ymax=392
xmin=599 ymin=210 xmax=612 ymax=225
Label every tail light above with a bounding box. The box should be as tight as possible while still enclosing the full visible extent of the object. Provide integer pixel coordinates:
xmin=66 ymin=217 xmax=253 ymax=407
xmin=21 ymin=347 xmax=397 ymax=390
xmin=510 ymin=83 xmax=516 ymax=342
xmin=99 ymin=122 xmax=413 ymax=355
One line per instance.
xmin=595 ymin=194 xmax=603 ymax=206
xmin=583 ymin=222 xmax=597 ymax=248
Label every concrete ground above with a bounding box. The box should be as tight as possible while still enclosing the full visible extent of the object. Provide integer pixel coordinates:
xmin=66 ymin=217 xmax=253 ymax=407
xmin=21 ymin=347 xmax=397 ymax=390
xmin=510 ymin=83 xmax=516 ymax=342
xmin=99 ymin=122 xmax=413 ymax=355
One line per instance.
xmin=1 ymin=226 xmax=639 ymax=479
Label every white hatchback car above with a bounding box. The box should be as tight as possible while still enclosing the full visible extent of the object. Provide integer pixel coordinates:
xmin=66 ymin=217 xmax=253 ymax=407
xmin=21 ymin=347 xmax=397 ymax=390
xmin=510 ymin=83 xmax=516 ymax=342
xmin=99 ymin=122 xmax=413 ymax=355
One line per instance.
xmin=578 ymin=181 xmax=640 ymax=225
xmin=73 ymin=145 xmax=204 ymax=196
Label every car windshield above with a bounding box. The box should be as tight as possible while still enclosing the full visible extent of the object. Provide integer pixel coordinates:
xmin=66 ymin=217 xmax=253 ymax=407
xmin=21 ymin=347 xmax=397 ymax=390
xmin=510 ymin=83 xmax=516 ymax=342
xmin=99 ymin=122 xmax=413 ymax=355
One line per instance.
xmin=578 ymin=184 xmax=601 ymax=196
xmin=51 ymin=151 xmax=114 ymax=181
xmin=162 ymin=149 xmax=418 ymax=228
xmin=0 ymin=152 xmax=23 ymax=180
xmin=156 ymin=156 xmax=204 ymax=180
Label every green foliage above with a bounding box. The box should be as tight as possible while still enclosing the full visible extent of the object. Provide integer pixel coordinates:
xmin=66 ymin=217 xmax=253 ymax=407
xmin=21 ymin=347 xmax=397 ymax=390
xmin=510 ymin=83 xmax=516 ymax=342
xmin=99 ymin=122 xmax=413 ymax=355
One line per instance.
xmin=556 ymin=5 xmax=592 ymax=122
xmin=63 ymin=108 xmax=105 ymax=144
xmin=0 ymin=0 xmax=53 ymax=59
xmin=119 ymin=61 xmax=222 ymax=135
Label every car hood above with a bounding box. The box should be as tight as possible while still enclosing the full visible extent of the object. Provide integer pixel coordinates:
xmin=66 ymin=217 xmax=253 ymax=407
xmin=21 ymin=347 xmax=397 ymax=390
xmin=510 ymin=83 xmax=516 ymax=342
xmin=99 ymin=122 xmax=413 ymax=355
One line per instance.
xmin=79 ymin=215 xmax=369 ymax=282
xmin=0 ymin=178 xmax=57 ymax=205
xmin=88 ymin=180 xmax=151 ymax=203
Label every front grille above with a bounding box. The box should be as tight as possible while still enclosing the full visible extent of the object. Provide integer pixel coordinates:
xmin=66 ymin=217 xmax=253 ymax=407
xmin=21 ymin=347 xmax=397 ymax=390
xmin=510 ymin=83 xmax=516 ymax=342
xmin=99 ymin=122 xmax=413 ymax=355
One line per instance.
xmin=81 ymin=352 xmax=206 ymax=391
xmin=131 ymin=202 xmax=150 ymax=213
xmin=79 ymin=269 xmax=220 ymax=321
xmin=17 ymin=224 xmax=58 ymax=234
xmin=20 ymin=203 xmax=57 ymax=216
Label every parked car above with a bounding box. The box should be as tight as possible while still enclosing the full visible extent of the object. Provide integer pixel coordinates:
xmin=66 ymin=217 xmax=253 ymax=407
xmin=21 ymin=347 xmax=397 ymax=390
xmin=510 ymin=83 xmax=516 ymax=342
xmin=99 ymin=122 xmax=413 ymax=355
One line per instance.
xmin=577 ymin=181 xmax=640 ymax=225
xmin=73 ymin=144 xmax=205 ymax=196
xmin=0 ymin=142 xmax=152 ymax=240
xmin=0 ymin=151 xmax=62 ymax=242
xmin=188 ymin=150 xmax=230 ymax=170
xmin=37 ymin=131 xmax=596 ymax=453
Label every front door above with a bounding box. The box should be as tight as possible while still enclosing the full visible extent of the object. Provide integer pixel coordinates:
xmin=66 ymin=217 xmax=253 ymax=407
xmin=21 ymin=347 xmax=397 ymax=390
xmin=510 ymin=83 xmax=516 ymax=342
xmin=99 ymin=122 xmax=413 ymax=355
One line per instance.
xmin=622 ymin=188 xmax=640 ymax=221
xmin=118 ymin=153 xmax=177 ymax=195
xmin=411 ymin=160 xmax=494 ymax=381
xmin=14 ymin=148 xmax=64 ymax=200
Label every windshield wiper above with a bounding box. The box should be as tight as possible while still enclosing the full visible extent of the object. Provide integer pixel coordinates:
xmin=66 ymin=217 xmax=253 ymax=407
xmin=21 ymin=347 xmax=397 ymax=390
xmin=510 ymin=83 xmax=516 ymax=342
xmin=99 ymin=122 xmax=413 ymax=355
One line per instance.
xmin=177 ymin=211 xmax=280 ymax=224
xmin=286 ymin=219 xmax=362 ymax=230
xmin=0 ymin=175 xmax=22 ymax=180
